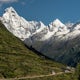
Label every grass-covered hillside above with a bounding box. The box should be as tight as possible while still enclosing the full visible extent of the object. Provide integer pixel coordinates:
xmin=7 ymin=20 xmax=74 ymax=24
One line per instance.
xmin=22 ymin=73 xmax=76 ymax=80
xmin=0 ymin=21 xmax=67 ymax=78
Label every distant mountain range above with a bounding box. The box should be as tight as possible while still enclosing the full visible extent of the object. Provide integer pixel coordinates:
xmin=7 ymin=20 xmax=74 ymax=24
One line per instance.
xmin=1 ymin=7 xmax=80 ymax=66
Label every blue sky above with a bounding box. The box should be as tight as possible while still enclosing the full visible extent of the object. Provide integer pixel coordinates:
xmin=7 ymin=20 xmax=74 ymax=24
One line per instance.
xmin=0 ymin=0 xmax=80 ymax=25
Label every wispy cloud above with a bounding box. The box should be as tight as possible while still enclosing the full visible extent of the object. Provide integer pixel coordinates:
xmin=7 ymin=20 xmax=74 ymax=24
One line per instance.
xmin=21 ymin=0 xmax=36 ymax=6
xmin=0 ymin=0 xmax=18 ymax=3
xmin=21 ymin=2 xmax=26 ymax=5
xmin=0 ymin=0 xmax=18 ymax=7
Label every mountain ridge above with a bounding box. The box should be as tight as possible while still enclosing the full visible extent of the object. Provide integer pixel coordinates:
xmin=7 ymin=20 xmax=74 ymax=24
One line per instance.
xmin=1 ymin=7 xmax=80 ymax=66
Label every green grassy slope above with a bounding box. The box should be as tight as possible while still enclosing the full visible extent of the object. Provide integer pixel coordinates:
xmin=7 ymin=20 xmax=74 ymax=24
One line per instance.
xmin=24 ymin=73 xmax=76 ymax=80
xmin=0 ymin=21 xmax=66 ymax=78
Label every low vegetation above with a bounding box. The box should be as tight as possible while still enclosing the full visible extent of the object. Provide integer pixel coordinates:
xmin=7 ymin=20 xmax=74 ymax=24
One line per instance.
xmin=0 ymin=21 xmax=67 ymax=79
xmin=14 ymin=73 xmax=76 ymax=80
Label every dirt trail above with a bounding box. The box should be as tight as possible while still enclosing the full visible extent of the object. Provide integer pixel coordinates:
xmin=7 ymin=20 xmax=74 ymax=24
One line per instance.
xmin=0 ymin=71 xmax=73 ymax=80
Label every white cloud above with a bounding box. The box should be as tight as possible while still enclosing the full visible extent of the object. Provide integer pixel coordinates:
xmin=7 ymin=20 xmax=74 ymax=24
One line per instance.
xmin=21 ymin=2 xmax=26 ymax=5
xmin=0 ymin=0 xmax=18 ymax=7
xmin=0 ymin=0 xmax=18 ymax=3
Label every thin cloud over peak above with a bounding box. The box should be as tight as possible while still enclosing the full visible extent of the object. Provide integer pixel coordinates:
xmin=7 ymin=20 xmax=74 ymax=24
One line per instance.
xmin=21 ymin=2 xmax=26 ymax=5
xmin=0 ymin=0 xmax=18 ymax=7
xmin=0 ymin=0 xmax=18 ymax=3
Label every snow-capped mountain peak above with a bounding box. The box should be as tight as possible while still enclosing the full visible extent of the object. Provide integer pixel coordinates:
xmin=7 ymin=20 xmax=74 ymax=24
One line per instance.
xmin=1 ymin=7 xmax=48 ymax=41
xmin=5 ymin=7 xmax=16 ymax=13
xmin=49 ymin=19 xmax=65 ymax=31
xmin=48 ymin=19 xmax=69 ymax=35
xmin=1 ymin=7 xmax=71 ymax=39
xmin=72 ymin=22 xmax=80 ymax=30
xmin=1 ymin=7 xmax=80 ymax=45
xmin=3 ymin=7 xmax=18 ymax=20
xmin=1 ymin=7 xmax=31 ymax=40
xmin=2 ymin=7 xmax=20 ymax=24
xmin=51 ymin=19 xmax=65 ymax=27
